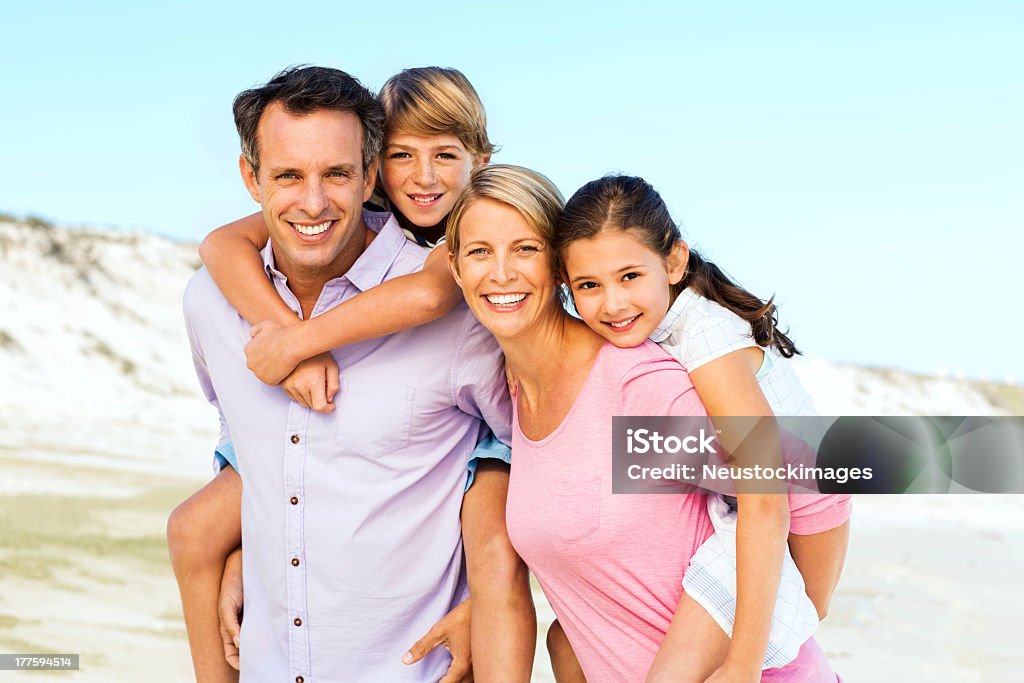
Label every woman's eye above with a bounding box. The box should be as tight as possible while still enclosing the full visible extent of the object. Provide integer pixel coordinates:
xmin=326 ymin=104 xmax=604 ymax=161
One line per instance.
xmin=467 ymin=247 xmax=487 ymax=256
xmin=517 ymin=245 xmax=538 ymax=253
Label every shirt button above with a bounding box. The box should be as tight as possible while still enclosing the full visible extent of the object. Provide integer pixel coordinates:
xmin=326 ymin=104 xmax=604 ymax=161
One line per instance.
xmin=290 ymin=496 xmax=299 ymax=505
xmin=290 ymin=434 xmax=300 ymax=444
xmin=294 ymin=617 xmax=302 ymax=627
xmin=291 ymin=557 xmax=300 ymax=567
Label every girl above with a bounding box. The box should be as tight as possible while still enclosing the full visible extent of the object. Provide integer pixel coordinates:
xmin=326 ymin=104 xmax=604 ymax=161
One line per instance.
xmin=444 ymin=164 xmax=846 ymax=682
xmin=549 ymin=174 xmax=851 ymax=682
xmin=166 ymin=67 xmax=535 ymax=683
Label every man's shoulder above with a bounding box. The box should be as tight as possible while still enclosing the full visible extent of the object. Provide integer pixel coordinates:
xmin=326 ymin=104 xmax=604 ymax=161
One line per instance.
xmin=183 ymin=267 xmax=233 ymax=326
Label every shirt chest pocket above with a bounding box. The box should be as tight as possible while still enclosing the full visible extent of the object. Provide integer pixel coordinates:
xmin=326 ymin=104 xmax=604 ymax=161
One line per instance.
xmin=547 ymin=477 xmax=601 ymax=544
xmin=335 ymin=379 xmax=415 ymax=460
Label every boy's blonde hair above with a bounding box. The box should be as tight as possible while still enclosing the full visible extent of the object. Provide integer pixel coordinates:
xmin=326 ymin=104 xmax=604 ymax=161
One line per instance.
xmin=380 ymin=67 xmax=496 ymax=158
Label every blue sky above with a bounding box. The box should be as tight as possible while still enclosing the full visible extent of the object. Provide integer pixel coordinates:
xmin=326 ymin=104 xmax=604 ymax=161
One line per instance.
xmin=2 ymin=1 xmax=1021 ymax=382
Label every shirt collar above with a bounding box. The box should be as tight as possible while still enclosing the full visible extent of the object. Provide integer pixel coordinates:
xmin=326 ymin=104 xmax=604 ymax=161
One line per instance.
xmin=261 ymin=210 xmax=407 ymax=293
xmin=649 ymin=286 xmax=701 ymax=343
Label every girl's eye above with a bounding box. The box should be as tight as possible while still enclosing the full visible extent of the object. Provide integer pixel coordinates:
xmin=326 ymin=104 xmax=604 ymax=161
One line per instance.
xmin=576 ymin=281 xmax=598 ymax=291
xmin=623 ymin=272 xmax=642 ymax=281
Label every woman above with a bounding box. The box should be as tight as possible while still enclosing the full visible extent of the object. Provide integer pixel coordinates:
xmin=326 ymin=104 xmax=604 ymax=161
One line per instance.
xmin=445 ymin=165 xmax=842 ymax=682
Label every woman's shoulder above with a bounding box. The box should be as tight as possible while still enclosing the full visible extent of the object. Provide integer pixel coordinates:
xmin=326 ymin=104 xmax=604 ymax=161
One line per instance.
xmin=588 ymin=342 xmax=701 ymax=414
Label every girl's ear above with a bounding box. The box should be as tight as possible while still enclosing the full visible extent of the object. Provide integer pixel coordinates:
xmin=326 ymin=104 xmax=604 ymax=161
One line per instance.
xmin=667 ymin=240 xmax=689 ymax=285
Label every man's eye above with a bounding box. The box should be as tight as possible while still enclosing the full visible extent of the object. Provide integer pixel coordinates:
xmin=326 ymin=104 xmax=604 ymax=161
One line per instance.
xmin=276 ymin=173 xmax=299 ymax=180
xmin=327 ymin=171 xmax=350 ymax=179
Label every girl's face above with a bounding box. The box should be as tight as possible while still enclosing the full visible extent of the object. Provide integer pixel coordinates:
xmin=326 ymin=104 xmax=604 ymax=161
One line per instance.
xmin=450 ymin=198 xmax=558 ymax=342
xmin=380 ymin=132 xmax=482 ymax=228
xmin=562 ymin=229 xmax=687 ymax=348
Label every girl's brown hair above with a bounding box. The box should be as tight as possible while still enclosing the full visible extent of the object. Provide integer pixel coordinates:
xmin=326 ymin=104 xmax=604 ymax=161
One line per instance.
xmin=555 ymin=175 xmax=800 ymax=357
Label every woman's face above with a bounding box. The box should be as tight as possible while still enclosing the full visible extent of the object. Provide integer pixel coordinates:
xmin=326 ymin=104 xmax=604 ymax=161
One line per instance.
xmin=450 ymin=198 xmax=558 ymax=341
xmin=380 ymin=132 xmax=481 ymax=228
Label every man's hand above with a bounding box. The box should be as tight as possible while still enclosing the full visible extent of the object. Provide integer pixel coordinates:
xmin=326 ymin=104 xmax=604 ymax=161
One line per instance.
xmin=218 ymin=547 xmax=244 ymax=671
xmin=402 ymin=598 xmax=473 ymax=683
xmin=246 ymin=320 xmax=303 ymax=385
xmin=280 ymin=353 xmax=340 ymax=413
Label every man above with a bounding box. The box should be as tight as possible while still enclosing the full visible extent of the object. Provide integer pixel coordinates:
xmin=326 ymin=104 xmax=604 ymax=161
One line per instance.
xmin=183 ymin=65 xmax=512 ymax=682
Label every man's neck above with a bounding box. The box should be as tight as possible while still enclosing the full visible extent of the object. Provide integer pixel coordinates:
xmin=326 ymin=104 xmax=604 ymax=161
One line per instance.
xmin=272 ymin=219 xmax=372 ymax=320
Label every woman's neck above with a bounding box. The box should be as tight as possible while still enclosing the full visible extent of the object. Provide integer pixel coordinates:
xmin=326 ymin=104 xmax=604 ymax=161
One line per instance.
xmin=501 ymin=309 xmax=606 ymax=400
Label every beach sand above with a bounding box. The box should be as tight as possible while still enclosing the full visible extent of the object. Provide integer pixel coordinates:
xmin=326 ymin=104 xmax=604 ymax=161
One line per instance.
xmin=2 ymin=451 xmax=1022 ymax=682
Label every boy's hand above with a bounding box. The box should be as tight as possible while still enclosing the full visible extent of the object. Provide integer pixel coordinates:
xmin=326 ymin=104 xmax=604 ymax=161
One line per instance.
xmin=402 ymin=598 xmax=473 ymax=682
xmin=218 ymin=548 xmax=244 ymax=671
xmin=246 ymin=320 xmax=302 ymax=384
xmin=280 ymin=353 xmax=340 ymax=413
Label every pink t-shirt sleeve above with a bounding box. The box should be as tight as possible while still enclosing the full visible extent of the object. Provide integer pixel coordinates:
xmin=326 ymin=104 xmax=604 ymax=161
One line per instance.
xmin=618 ymin=344 xmax=708 ymax=417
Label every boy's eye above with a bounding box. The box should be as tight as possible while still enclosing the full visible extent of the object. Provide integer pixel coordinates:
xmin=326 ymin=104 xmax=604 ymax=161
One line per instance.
xmin=388 ymin=152 xmax=412 ymax=159
xmin=438 ymin=153 xmax=458 ymax=160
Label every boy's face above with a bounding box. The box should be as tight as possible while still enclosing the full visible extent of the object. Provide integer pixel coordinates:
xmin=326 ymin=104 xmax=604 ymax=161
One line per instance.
xmin=380 ymin=132 xmax=481 ymax=229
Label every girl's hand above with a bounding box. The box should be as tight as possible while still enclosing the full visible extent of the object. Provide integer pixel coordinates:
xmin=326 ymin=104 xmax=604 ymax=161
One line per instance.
xmin=246 ymin=320 xmax=301 ymax=384
xmin=280 ymin=353 xmax=340 ymax=413
xmin=704 ymin=662 xmax=760 ymax=683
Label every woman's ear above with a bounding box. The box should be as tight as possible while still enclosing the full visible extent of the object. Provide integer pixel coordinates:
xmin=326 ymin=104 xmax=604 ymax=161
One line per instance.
xmin=447 ymin=251 xmax=463 ymax=287
xmin=475 ymin=152 xmax=491 ymax=167
xmin=668 ymin=240 xmax=690 ymax=285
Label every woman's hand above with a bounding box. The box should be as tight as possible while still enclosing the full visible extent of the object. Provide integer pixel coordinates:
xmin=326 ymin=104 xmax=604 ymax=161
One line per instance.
xmin=218 ymin=547 xmax=244 ymax=671
xmin=402 ymin=598 xmax=473 ymax=682
xmin=245 ymin=320 xmax=303 ymax=385
xmin=280 ymin=353 xmax=340 ymax=413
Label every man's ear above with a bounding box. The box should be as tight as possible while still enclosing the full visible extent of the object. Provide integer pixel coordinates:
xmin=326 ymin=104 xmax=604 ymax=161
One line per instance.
xmin=239 ymin=155 xmax=262 ymax=204
xmin=447 ymin=251 xmax=463 ymax=287
xmin=667 ymin=240 xmax=690 ymax=285
xmin=363 ymin=157 xmax=380 ymax=202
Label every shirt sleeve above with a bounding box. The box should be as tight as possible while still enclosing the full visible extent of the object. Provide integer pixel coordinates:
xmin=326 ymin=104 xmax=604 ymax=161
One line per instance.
xmin=451 ymin=313 xmax=514 ymax=448
xmin=671 ymin=312 xmax=757 ymax=372
xmin=183 ymin=272 xmax=232 ymax=473
xmin=619 ymin=345 xmax=709 ymax=417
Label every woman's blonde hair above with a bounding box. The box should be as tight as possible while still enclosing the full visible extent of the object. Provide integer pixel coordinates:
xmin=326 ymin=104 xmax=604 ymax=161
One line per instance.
xmin=379 ymin=67 xmax=496 ymax=158
xmin=446 ymin=164 xmax=564 ymax=258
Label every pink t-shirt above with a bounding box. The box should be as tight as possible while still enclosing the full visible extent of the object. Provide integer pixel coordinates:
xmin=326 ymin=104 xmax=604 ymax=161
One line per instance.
xmin=506 ymin=341 xmax=846 ymax=682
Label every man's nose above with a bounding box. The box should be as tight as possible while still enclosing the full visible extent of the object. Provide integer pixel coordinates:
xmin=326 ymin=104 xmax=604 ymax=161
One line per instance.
xmin=299 ymin=179 xmax=329 ymax=217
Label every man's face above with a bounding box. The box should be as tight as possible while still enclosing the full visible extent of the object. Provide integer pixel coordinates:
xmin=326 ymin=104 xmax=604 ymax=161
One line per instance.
xmin=241 ymin=102 xmax=377 ymax=282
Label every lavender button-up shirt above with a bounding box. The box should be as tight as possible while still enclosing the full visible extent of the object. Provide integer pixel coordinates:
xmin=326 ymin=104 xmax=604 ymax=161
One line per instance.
xmin=184 ymin=211 xmax=512 ymax=682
